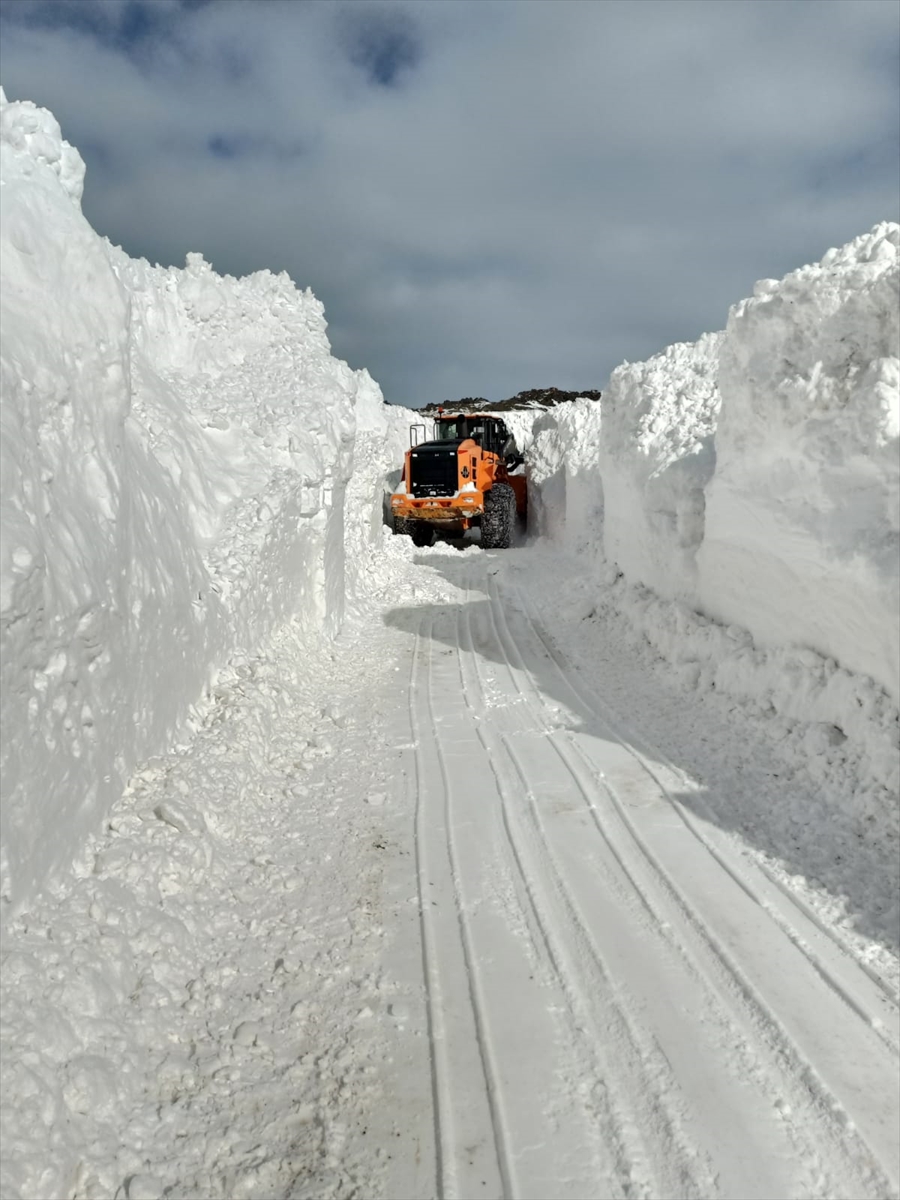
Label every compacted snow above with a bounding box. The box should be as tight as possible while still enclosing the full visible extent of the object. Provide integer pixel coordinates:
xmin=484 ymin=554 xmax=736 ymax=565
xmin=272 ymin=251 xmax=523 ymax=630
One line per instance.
xmin=1 ymin=91 xmax=898 ymax=1200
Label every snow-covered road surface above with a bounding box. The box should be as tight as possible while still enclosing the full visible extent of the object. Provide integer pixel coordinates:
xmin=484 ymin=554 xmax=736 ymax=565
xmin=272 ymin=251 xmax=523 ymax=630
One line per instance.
xmin=391 ymin=552 xmax=898 ymax=1200
xmin=2 ymin=540 xmax=898 ymax=1200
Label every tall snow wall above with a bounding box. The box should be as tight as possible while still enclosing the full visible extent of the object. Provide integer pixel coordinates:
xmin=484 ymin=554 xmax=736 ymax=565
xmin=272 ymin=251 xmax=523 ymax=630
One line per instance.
xmin=525 ymin=400 xmax=604 ymax=548
xmin=599 ymin=333 xmax=722 ymax=603
xmin=0 ymin=90 xmax=407 ymax=923
xmin=698 ymin=226 xmax=900 ymax=699
xmin=524 ymin=223 xmax=900 ymax=736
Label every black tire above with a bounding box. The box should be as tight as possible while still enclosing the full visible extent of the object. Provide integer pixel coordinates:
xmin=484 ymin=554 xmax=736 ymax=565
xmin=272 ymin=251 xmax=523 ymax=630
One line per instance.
xmin=410 ymin=521 xmax=434 ymax=547
xmin=393 ymin=515 xmax=414 ymax=537
xmin=481 ymin=483 xmax=516 ymax=549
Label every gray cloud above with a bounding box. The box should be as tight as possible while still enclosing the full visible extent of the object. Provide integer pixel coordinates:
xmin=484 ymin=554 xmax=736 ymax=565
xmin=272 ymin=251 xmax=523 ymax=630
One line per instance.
xmin=1 ymin=0 xmax=897 ymax=407
xmin=339 ymin=4 xmax=423 ymax=88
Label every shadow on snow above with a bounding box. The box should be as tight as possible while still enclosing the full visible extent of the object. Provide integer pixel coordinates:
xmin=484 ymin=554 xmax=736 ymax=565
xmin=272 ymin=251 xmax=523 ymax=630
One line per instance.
xmin=381 ymin=548 xmax=899 ymax=961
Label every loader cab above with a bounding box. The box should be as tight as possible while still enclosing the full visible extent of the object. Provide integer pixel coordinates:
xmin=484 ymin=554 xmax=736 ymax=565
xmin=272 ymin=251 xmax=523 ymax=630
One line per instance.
xmin=433 ymin=414 xmax=513 ymax=457
xmin=471 ymin=416 xmax=516 ymax=459
xmin=433 ymin=416 xmax=466 ymax=442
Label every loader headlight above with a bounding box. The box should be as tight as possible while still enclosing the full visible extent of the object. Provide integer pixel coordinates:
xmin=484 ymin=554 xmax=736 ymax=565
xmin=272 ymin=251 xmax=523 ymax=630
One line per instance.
xmin=391 ymin=498 xmax=402 ymax=506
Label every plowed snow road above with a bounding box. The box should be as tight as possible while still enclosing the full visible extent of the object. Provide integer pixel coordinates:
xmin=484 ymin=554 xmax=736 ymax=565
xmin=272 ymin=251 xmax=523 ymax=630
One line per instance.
xmin=383 ymin=553 xmax=898 ymax=1200
xmin=2 ymin=540 xmax=898 ymax=1200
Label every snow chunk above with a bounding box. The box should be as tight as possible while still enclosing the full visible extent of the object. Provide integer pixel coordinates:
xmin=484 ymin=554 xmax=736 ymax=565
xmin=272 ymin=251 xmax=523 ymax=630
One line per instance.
xmin=0 ymin=90 xmax=85 ymax=204
xmin=119 ymin=1174 xmax=165 ymax=1200
xmin=153 ymin=800 xmax=207 ymax=837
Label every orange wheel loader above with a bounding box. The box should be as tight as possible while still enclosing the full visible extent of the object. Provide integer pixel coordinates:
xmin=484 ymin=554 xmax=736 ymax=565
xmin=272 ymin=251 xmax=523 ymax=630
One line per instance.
xmin=390 ymin=412 xmax=527 ymax=548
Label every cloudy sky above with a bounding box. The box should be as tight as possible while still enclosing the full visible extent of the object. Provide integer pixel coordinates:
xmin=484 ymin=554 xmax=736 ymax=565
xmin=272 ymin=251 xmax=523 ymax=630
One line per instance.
xmin=1 ymin=0 xmax=898 ymax=408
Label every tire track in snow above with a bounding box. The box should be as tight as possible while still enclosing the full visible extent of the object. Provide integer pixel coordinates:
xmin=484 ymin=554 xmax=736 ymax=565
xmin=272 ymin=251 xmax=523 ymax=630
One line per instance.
xmin=458 ymin=579 xmax=706 ymax=1199
xmin=483 ymin=579 xmax=837 ymax=1195
xmin=493 ymin=570 xmax=899 ymax=1196
xmin=409 ymin=623 xmax=452 ymax=1200
xmin=413 ymin=596 xmax=654 ymax=1198
xmin=458 ymin=587 xmax=669 ymax=1198
xmin=512 ymin=573 xmax=900 ymax=1030
xmin=408 ymin=618 xmax=507 ymax=1199
xmin=417 ymin=600 xmax=636 ymax=1199
xmin=505 ymin=571 xmax=900 ymax=1059
xmin=472 ymin=573 xmax=826 ymax=1198
xmin=422 ymin=612 xmax=517 ymax=1200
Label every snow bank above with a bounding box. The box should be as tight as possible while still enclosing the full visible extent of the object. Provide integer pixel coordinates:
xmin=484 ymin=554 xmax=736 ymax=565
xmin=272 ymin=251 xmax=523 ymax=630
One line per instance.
xmin=600 ymin=333 xmax=722 ymax=602
xmin=525 ymin=399 xmax=604 ymax=546
xmin=699 ymin=224 xmax=900 ymax=700
xmin=0 ymin=89 xmax=408 ymax=923
xmin=523 ymin=223 xmax=899 ymax=796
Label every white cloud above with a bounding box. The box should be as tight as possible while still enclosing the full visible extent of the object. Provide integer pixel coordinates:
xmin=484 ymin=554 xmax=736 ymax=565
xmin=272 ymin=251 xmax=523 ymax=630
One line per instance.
xmin=1 ymin=0 xmax=897 ymax=406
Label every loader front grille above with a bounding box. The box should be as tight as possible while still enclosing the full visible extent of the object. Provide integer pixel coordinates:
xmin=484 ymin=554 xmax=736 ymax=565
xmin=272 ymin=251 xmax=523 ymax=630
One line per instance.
xmin=409 ymin=448 xmax=459 ymax=498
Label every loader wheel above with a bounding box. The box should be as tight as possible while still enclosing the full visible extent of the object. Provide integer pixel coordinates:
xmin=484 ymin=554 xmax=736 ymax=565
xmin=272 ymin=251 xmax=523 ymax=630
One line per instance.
xmin=393 ymin=515 xmax=414 ymax=537
xmin=481 ymin=483 xmax=515 ymax=549
xmin=410 ymin=521 xmax=434 ymax=547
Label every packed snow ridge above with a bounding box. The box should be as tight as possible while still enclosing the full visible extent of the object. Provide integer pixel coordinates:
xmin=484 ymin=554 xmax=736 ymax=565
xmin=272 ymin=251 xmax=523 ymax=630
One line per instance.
xmin=1 ymin=87 xmax=898 ymax=934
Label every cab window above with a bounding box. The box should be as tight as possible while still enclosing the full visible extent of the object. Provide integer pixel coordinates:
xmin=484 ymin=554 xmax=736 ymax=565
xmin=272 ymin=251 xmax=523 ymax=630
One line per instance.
xmin=435 ymin=419 xmax=462 ymax=440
